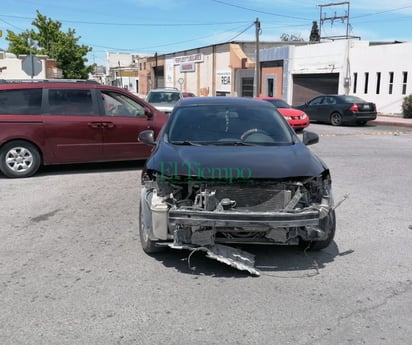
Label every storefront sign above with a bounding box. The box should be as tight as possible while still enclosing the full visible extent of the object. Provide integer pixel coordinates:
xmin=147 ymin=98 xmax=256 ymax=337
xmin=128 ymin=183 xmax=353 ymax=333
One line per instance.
xmin=216 ymin=70 xmax=231 ymax=92
xmin=180 ymin=62 xmax=195 ymax=73
xmin=174 ymin=53 xmax=203 ymax=65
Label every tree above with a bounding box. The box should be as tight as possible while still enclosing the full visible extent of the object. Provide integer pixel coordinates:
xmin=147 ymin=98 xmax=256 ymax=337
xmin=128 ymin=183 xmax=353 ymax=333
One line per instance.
xmin=309 ymin=21 xmax=320 ymax=42
xmin=6 ymin=10 xmax=93 ymax=79
xmin=280 ymin=33 xmax=304 ymax=42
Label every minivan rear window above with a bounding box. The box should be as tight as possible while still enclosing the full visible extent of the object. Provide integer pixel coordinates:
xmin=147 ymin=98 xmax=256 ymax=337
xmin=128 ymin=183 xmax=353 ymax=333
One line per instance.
xmin=0 ymin=89 xmax=42 ymax=115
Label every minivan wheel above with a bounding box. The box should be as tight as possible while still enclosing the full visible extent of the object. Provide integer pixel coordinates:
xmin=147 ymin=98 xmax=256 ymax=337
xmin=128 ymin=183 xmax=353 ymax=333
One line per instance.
xmin=0 ymin=141 xmax=41 ymax=178
xmin=330 ymin=112 xmax=343 ymax=126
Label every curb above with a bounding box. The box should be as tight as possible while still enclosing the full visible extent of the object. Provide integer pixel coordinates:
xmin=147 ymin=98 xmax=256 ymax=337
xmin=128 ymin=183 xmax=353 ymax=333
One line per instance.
xmin=370 ymin=117 xmax=412 ymax=128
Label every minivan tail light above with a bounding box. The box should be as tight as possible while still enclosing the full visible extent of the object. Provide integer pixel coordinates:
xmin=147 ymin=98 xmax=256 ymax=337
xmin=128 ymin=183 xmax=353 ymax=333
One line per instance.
xmin=349 ymin=104 xmax=359 ymax=112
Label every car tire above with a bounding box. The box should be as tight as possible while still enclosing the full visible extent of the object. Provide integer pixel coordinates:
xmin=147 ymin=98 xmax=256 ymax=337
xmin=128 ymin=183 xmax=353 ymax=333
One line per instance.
xmin=330 ymin=112 xmax=343 ymax=126
xmin=299 ymin=210 xmax=336 ymax=251
xmin=0 ymin=141 xmax=41 ymax=178
xmin=139 ymin=202 xmax=164 ymax=254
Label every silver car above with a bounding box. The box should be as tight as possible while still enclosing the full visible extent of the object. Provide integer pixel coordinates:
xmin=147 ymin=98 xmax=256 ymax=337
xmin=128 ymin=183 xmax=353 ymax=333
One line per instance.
xmin=146 ymin=88 xmax=183 ymax=115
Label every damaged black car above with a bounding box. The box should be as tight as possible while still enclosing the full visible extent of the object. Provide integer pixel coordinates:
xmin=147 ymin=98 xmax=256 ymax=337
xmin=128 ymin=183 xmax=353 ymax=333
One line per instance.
xmin=138 ymin=97 xmax=335 ymax=275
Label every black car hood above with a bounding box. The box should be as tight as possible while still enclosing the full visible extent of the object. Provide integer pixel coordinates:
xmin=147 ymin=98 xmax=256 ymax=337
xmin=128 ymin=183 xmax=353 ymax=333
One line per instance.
xmin=145 ymin=141 xmax=326 ymax=179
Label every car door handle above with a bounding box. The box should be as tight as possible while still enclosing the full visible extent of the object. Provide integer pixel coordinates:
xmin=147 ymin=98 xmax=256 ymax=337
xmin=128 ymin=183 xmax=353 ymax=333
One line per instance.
xmin=88 ymin=122 xmax=101 ymax=128
xmin=101 ymin=122 xmax=115 ymax=128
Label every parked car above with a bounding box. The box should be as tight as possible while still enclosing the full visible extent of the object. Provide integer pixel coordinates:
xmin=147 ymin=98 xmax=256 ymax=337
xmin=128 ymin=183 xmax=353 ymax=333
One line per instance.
xmin=146 ymin=88 xmax=183 ymax=115
xmin=182 ymin=91 xmax=196 ymax=98
xmin=294 ymin=95 xmax=377 ymax=126
xmin=0 ymin=79 xmax=168 ymax=178
xmin=138 ymin=97 xmax=336 ymax=275
xmin=256 ymin=96 xmax=309 ymax=131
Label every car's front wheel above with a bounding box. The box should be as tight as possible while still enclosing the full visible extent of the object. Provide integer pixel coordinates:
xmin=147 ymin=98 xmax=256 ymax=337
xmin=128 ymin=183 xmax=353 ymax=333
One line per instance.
xmin=0 ymin=141 xmax=41 ymax=178
xmin=139 ymin=202 xmax=164 ymax=254
xmin=300 ymin=210 xmax=336 ymax=250
xmin=330 ymin=112 xmax=343 ymax=126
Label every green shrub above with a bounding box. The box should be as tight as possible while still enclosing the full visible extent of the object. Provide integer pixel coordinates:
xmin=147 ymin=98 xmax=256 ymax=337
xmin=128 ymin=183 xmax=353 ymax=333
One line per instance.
xmin=402 ymin=95 xmax=412 ymax=118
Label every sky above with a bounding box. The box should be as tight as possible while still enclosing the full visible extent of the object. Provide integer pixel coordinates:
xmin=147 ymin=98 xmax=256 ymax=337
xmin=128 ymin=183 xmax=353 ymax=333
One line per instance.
xmin=1 ymin=0 xmax=412 ymax=66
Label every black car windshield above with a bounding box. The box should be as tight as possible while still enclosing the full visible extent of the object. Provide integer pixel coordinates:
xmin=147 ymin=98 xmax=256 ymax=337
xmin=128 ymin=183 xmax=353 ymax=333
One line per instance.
xmin=167 ymin=104 xmax=293 ymax=146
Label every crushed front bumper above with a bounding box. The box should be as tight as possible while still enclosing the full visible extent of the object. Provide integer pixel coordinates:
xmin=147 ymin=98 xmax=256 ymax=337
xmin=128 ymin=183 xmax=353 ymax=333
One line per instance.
xmin=169 ymin=208 xmax=320 ymax=228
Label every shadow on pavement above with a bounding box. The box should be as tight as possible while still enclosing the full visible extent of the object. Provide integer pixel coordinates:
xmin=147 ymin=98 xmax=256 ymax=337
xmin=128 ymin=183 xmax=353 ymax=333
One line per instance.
xmin=149 ymin=241 xmax=343 ymax=278
xmin=35 ymin=160 xmax=146 ymax=177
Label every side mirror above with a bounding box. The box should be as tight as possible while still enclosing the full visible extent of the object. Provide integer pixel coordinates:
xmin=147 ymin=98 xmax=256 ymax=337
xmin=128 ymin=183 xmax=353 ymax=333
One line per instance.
xmin=138 ymin=129 xmax=156 ymax=146
xmin=302 ymin=131 xmax=319 ymax=146
xmin=145 ymin=107 xmax=154 ymax=120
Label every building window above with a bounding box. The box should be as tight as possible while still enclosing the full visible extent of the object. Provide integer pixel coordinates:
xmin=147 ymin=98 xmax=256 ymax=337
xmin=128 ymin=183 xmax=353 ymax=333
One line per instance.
xmin=376 ymin=72 xmax=381 ymax=94
xmin=402 ymin=71 xmax=408 ymax=95
xmin=389 ymin=72 xmax=394 ymax=94
xmin=364 ymin=72 xmax=369 ymax=94
xmin=267 ymin=78 xmax=274 ymax=97
xmin=353 ymin=73 xmax=357 ymax=93
xmin=241 ymin=77 xmax=254 ymax=97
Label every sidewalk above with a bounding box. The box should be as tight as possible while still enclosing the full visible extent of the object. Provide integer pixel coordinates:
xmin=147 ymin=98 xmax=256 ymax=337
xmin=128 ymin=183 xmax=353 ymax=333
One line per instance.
xmin=370 ymin=114 xmax=412 ymax=128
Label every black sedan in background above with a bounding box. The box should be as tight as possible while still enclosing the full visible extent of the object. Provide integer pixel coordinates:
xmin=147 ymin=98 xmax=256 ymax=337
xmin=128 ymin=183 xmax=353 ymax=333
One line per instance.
xmin=138 ymin=97 xmax=336 ymax=275
xmin=294 ymin=95 xmax=377 ymax=126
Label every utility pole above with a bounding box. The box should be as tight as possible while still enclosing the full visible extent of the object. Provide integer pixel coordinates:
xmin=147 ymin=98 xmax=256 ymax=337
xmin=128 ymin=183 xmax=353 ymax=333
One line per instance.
xmin=319 ymin=2 xmax=358 ymax=40
xmin=254 ymin=18 xmax=261 ymax=97
xmin=154 ymin=52 xmax=158 ymax=89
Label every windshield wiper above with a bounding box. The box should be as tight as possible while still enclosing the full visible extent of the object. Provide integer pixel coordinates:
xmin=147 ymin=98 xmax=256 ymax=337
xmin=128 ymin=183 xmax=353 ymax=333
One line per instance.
xmin=207 ymin=140 xmax=257 ymax=146
xmin=171 ymin=140 xmax=202 ymax=146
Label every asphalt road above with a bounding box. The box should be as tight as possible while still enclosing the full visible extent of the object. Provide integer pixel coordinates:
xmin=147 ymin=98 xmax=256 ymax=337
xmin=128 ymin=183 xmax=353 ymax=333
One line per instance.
xmin=1 ymin=123 xmax=412 ymax=345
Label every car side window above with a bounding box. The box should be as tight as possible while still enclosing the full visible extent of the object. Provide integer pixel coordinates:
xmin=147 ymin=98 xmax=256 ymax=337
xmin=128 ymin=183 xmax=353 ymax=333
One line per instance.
xmin=101 ymin=91 xmax=145 ymax=117
xmin=48 ymin=89 xmax=94 ymax=115
xmin=309 ymin=97 xmax=323 ymax=106
xmin=0 ymin=89 xmax=42 ymax=115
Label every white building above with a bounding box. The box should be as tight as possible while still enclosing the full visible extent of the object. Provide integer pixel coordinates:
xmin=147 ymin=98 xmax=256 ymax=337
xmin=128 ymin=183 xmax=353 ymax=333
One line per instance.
xmin=161 ymin=42 xmax=295 ymax=98
xmin=261 ymin=40 xmax=412 ymax=114
xmin=105 ymin=52 xmax=151 ymax=94
xmin=0 ymin=51 xmax=61 ymax=79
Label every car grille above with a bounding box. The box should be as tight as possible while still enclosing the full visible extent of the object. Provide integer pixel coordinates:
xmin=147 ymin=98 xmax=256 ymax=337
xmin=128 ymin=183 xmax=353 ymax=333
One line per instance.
xmin=213 ymin=184 xmax=292 ymax=211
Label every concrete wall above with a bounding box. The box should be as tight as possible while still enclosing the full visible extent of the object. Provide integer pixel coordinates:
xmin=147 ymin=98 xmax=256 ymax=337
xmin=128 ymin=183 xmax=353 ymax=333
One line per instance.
xmin=349 ymin=42 xmax=412 ymax=114
xmin=260 ymin=46 xmax=290 ymax=98
xmin=0 ymin=54 xmax=48 ymax=79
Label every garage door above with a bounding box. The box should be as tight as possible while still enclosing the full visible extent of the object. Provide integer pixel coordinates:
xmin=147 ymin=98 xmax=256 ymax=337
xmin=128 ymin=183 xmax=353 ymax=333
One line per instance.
xmin=292 ymin=73 xmax=339 ymax=106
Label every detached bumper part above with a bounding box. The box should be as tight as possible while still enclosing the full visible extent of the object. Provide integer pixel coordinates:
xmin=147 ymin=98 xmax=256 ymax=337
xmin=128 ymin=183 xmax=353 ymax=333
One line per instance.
xmin=168 ymin=243 xmax=260 ymax=276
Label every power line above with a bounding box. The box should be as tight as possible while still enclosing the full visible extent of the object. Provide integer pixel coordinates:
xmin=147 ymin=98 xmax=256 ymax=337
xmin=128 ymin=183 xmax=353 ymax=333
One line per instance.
xmin=0 ymin=18 xmax=26 ymax=31
xmin=351 ymin=4 xmax=412 ymax=19
xmin=210 ymin=0 xmax=312 ymax=20
xmin=80 ymin=22 xmax=256 ymax=53
xmin=225 ymin=22 xmax=255 ymax=42
xmin=0 ymin=14 xmax=250 ymax=27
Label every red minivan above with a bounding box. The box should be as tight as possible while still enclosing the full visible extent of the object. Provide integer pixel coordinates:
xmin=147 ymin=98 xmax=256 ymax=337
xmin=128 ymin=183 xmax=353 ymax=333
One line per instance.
xmin=0 ymin=80 xmax=169 ymax=178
